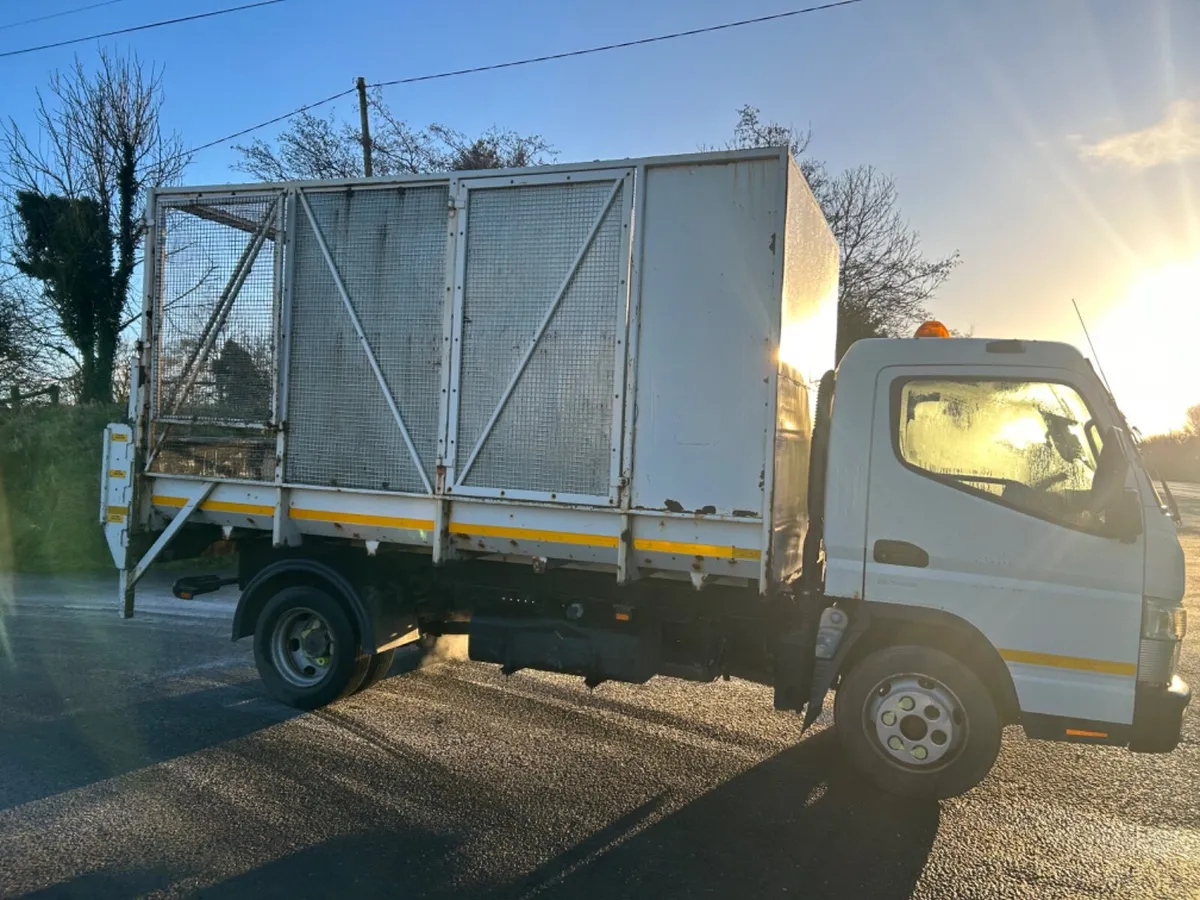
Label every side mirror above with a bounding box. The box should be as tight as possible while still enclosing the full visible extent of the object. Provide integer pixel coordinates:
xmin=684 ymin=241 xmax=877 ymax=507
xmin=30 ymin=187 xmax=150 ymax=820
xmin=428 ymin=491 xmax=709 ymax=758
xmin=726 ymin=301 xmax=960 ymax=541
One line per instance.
xmin=1090 ymin=430 xmax=1139 ymax=540
xmin=1161 ymin=479 xmax=1183 ymax=525
xmin=1106 ymin=489 xmax=1144 ymax=542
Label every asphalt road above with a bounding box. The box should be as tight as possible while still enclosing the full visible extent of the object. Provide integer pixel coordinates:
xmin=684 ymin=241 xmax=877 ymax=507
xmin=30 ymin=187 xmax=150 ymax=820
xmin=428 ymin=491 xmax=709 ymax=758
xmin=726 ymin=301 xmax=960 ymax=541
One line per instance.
xmin=3 ymin=499 xmax=1200 ymax=899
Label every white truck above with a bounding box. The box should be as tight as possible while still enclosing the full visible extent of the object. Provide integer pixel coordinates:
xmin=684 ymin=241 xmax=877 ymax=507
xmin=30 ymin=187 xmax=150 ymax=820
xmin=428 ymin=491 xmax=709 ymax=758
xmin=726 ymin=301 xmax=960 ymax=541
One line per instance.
xmin=101 ymin=147 xmax=1188 ymax=798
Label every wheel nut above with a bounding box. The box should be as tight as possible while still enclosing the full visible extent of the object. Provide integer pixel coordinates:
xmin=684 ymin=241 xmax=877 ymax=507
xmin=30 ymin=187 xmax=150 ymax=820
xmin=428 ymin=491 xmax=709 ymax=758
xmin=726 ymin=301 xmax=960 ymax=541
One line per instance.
xmin=912 ymin=745 xmax=928 ymax=761
xmin=899 ymin=696 xmax=915 ymax=712
xmin=888 ymin=736 xmax=904 ymax=751
xmin=881 ymin=711 xmax=896 ymax=726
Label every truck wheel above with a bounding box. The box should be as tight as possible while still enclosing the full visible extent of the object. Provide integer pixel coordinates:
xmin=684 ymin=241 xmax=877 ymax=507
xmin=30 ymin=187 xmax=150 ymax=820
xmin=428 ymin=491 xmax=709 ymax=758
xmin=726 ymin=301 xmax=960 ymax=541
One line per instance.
xmin=253 ymin=585 xmax=371 ymax=710
xmin=355 ymin=649 xmax=397 ymax=694
xmin=834 ymin=644 xmax=1001 ymax=799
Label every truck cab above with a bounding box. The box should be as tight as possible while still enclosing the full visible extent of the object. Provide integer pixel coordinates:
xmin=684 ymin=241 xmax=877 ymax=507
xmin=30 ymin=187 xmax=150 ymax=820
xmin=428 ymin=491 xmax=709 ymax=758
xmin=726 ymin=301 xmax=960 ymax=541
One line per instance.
xmin=814 ymin=334 xmax=1188 ymax=796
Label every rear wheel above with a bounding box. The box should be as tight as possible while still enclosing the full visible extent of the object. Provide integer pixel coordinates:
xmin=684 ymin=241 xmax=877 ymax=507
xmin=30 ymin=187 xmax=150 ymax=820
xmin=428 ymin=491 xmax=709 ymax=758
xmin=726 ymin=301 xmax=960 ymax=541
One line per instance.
xmin=253 ymin=585 xmax=370 ymax=710
xmin=356 ymin=649 xmax=398 ymax=693
xmin=834 ymin=644 xmax=1001 ymax=799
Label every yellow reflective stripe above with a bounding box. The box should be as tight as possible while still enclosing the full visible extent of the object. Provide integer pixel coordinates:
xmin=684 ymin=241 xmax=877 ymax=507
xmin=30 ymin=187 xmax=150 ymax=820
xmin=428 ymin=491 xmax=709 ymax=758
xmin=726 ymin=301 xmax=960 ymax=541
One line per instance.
xmin=200 ymin=500 xmax=275 ymax=516
xmin=289 ymin=508 xmax=433 ymax=531
xmin=633 ymin=538 xmax=761 ymax=560
xmin=106 ymin=505 xmax=128 ymax=523
xmin=152 ymin=495 xmax=274 ymax=517
xmin=999 ymin=648 xmax=1136 ymax=677
xmin=148 ymin=496 xmax=761 ymax=560
xmin=443 ymin=525 xmax=761 ymax=558
xmin=450 ymin=522 xmax=619 ymax=548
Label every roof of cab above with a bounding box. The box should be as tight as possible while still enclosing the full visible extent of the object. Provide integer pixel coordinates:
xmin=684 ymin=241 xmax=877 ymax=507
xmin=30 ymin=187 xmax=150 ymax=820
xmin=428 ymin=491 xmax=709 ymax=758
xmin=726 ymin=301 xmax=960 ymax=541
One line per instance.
xmin=837 ymin=337 xmax=1094 ymax=376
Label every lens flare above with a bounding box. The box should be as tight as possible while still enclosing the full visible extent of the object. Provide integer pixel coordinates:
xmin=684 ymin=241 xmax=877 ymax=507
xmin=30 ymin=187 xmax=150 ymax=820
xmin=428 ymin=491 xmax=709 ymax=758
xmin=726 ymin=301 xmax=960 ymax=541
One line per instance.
xmin=1089 ymin=256 xmax=1200 ymax=436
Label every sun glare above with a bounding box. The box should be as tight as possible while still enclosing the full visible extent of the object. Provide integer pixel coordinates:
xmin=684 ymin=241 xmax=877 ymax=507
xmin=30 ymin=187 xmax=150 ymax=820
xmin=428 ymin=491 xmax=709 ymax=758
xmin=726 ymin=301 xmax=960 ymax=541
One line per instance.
xmin=997 ymin=416 xmax=1046 ymax=451
xmin=1089 ymin=256 xmax=1200 ymax=437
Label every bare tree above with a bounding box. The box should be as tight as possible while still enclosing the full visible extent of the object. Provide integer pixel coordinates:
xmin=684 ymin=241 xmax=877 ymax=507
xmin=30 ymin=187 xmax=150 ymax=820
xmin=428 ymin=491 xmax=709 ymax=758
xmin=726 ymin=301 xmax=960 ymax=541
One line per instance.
xmin=235 ymin=89 xmax=554 ymax=180
xmin=727 ymin=106 xmax=959 ymax=358
xmin=1187 ymin=404 xmax=1200 ymax=436
xmin=2 ymin=50 xmax=189 ymax=402
xmin=727 ymin=104 xmax=811 ymax=157
xmin=823 ymin=165 xmax=959 ymax=356
xmin=0 ymin=272 xmax=51 ymax=395
xmin=233 ymin=109 xmax=361 ymax=182
xmin=429 ymin=124 xmax=553 ymax=172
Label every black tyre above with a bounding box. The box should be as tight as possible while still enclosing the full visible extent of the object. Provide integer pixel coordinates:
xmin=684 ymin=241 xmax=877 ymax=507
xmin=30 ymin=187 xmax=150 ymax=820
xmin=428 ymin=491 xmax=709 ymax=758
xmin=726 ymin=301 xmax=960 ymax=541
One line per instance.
xmin=253 ymin=585 xmax=371 ymax=710
xmin=355 ymin=649 xmax=397 ymax=694
xmin=834 ymin=644 xmax=1001 ymax=799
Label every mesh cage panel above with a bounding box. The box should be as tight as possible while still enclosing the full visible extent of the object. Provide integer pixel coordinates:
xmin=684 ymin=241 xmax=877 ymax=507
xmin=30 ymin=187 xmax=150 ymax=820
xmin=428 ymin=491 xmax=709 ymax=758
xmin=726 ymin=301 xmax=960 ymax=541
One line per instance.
xmin=286 ymin=186 xmax=447 ymax=492
xmin=148 ymin=423 xmax=275 ymax=481
xmin=152 ymin=194 xmax=281 ymax=425
xmin=457 ymin=180 xmax=625 ymax=498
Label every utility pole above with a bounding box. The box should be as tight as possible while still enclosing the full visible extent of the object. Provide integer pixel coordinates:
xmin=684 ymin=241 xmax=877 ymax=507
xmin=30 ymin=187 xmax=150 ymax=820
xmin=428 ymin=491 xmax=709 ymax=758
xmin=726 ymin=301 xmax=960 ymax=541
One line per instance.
xmin=356 ymin=76 xmax=373 ymax=177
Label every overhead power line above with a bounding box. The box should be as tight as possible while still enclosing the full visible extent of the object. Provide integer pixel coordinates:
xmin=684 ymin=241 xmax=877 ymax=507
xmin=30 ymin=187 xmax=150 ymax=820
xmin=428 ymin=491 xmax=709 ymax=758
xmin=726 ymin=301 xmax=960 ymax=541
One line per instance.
xmin=373 ymin=0 xmax=865 ymax=89
xmin=179 ymin=0 xmax=865 ymax=162
xmin=0 ymin=0 xmax=134 ymax=32
xmin=187 ymin=87 xmax=358 ymax=156
xmin=0 ymin=0 xmax=289 ymax=59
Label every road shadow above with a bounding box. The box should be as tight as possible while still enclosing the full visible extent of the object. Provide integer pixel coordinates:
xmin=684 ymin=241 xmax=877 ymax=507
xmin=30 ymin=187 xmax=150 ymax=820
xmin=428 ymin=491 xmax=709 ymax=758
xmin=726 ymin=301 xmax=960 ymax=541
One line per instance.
xmin=157 ymin=729 xmax=937 ymax=900
xmin=193 ymin=825 xmax=463 ymax=899
xmin=17 ymin=867 xmax=175 ymax=900
xmin=0 ymin=680 xmax=294 ymax=812
xmin=0 ymin=573 xmax=285 ymax=812
xmin=492 ymin=729 xmax=939 ymax=900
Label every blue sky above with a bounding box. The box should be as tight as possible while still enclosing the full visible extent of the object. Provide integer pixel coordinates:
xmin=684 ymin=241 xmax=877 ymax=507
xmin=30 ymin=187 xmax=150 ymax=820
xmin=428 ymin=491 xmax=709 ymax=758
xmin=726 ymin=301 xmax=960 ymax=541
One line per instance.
xmin=2 ymin=0 xmax=1199 ymax=432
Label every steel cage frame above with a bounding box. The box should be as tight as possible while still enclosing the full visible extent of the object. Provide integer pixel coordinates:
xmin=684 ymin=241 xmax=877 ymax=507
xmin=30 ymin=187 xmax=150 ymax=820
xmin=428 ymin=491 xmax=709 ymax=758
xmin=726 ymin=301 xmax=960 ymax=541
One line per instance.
xmin=148 ymin=190 xmax=287 ymax=426
xmin=442 ymin=167 xmax=635 ymax=507
xmin=129 ymin=148 xmax=795 ymax=601
xmin=293 ymin=187 xmax=435 ymax=495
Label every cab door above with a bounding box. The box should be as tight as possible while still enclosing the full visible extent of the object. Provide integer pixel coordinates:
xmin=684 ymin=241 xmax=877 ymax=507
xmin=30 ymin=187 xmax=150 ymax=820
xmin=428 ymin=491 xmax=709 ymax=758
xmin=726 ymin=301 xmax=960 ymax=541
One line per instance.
xmin=863 ymin=365 xmax=1143 ymax=726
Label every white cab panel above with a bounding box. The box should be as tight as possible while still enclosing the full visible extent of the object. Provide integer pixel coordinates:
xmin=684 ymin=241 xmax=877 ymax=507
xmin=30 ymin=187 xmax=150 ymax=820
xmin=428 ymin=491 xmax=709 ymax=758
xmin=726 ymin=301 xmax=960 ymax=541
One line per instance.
xmin=862 ymin=362 xmax=1143 ymax=724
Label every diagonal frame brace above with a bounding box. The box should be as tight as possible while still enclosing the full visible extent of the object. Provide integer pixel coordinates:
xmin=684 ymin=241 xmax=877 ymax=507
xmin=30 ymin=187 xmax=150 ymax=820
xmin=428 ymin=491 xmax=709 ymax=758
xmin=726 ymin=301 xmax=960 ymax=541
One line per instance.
xmin=121 ymin=481 xmax=215 ymax=617
xmin=297 ymin=190 xmax=433 ymax=495
xmin=455 ymin=177 xmax=623 ymax=486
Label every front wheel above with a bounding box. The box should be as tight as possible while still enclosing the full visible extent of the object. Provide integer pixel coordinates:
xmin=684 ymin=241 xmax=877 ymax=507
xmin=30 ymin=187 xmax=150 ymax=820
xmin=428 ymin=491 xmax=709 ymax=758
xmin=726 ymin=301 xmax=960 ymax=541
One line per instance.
xmin=253 ymin=585 xmax=371 ymax=710
xmin=834 ymin=644 xmax=1001 ymax=799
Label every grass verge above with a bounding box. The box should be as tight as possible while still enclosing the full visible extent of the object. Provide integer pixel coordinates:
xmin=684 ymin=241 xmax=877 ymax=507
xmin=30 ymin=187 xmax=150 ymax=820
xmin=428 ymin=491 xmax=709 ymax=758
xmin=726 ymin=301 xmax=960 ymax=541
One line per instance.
xmin=0 ymin=404 xmax=121 ymax=572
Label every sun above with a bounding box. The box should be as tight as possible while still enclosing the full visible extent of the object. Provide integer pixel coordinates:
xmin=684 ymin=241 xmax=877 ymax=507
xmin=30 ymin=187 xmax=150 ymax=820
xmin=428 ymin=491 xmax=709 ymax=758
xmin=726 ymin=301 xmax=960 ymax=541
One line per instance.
xmin=1088 ymin=256 xmax=1200 ymax=437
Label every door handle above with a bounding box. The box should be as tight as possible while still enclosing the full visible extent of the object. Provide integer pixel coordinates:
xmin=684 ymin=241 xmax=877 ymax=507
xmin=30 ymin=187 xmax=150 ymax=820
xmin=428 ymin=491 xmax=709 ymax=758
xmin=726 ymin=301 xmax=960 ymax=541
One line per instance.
xmin=873 ymin=539 xmax=929 ymax=568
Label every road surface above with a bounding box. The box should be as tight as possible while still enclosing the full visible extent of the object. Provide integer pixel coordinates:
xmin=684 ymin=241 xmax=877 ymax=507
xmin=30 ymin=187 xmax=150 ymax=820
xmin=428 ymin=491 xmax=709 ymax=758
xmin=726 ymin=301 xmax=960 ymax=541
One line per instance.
xmin=1 ymin=496 xmax=1199 ymax=899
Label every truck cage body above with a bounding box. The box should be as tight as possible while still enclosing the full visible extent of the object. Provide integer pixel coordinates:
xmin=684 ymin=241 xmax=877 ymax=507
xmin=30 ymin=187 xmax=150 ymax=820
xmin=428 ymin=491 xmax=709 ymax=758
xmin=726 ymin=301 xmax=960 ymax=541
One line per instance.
xmin=102 ymin=147 xmax=838 ymax=611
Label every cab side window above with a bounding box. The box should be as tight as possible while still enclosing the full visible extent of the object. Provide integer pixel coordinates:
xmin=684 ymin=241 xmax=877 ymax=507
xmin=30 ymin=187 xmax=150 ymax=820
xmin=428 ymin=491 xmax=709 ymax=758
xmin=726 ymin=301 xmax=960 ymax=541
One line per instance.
xmin=895 ymin=379 xmax=1115 ymax=530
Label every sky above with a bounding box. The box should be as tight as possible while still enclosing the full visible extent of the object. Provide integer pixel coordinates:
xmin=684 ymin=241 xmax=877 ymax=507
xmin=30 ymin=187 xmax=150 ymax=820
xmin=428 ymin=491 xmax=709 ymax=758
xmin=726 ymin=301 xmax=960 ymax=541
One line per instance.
xmin=1 ymin=0 xmax=1198 ymax=434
